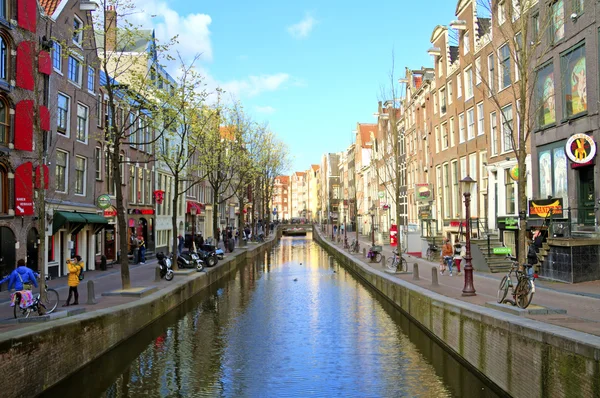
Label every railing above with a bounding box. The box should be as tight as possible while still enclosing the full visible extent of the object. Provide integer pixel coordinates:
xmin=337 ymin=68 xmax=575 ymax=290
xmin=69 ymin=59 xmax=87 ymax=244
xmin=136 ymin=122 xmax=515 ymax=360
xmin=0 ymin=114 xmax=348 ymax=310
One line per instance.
xmin=547 ymin=207 xmax=600 ymax=238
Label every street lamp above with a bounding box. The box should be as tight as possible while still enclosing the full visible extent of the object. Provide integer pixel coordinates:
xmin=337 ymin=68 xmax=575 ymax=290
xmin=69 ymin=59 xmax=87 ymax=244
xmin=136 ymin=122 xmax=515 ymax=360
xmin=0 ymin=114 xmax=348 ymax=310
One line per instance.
xmin=460 ymin=175 xmax=477 ymax=296
xmin=369 ymin=205 xmax=376 ymax=247
xmin=190 ymin=206 xmax=197 ymax=251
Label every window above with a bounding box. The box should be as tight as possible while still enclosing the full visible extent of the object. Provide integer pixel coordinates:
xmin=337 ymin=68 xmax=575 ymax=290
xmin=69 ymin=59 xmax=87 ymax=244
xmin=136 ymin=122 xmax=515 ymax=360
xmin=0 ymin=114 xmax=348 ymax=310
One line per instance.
xmin=498 ymin=1 xmax=506 ymax=25
xmin=137 ymin=167 xmax=143 ymax=204
xmin=106 ymin=152 xmax=114 ymax=195
xmin=501 ymin=104 xmax=513 ymax=152
xmin=0 ymin=0 xmax=6 ymax=19
xmin=441 ymin=123 xmax=448 ymax=150
xmin=475 ymin=57 xmax=481 ymax=85
xmin=96 ymin=96 xmax=103 ymax=128
xmin=440 ymin=88 xmax=446 ymax=114
xmin=57 ymin=93 xmax=69 ymax=135
xmin=514 ymin=33 xmax=522 ymax=81
xmin=459 ymin=113 xmax=465 ymax=143
xmin=73 ymin=16 xmax=83 ymax=46
xmin=435 ymin=126 xmax=440 ymax=153
xmin=87 ymin=67 xmax=95 ymax=92
xmin=469 ymin=153 xmax=478 ymax=214
xmin=52 ymin=41 xmax=62 ymax=72
xmin=95 ymin=147 xmax=101 ymax=180
xmin=477 ymin=103 xmax=484 ymax=136
xmin=68 ymin=56 xmax=82 ymax=85
xmin=443 ymin=163 xmax=450 ymax=218
xmin=55 ymin=151 xmax=68 ymax=192
xmin=572 ymin=0 xmax=583 ymax=14
xmin=490 ymin=111 xmax=498 ymax=156
xmin=532 ymin=13 xmax=539 ymax=41
xmin=433 ymin=91 xmax=438 ymax=114
xmin=536 ymin=62 xmax=556 ymax=127
xmin=463 ymin=31 xmax=470 ymax=54
xmin=550 ymin=1 xmax=565 ymax=43
xmin=505 ymin=169 xmax=515 ymax=214
xmin=538 ymin=142 xmax=569 ymax=209
xmin=511 ymin=0 xmax=521 ymax=21
xmin=129 ymin=165 xmax=136 ymax=204
xmin=499 ymin=44 xmax=511 ymax=89
xmin=0 ymin=164 xmax=7 ymax=214
xmin=447 ymin=82 xmax=453 ymax=104
xmin=465 ymin=67 xmax=473 ymax=99
xmin=75 ymin=156 xmax=86 ymax=195
xmin=76 ymin=103 xmax=88 ymax=142
xmin=449 ymin=117 xmax=455 ymax=147
xmin=457 ymin=74 xmax=462 ymax=98
xmin=480 ymin=152 xmax=488 ymax=191
xmin=0 ymin=34 xmax=7 ymax=81
xmin=488 ymin=53 xmax=495 ymax=96
xmin=119 ymin=154 xmax=124 ymax=186
xmin=467 ymin=108 xmax=475 ymax=140
xmin=451 ymin=160 xmax=459 ymax=217
xmin=0 ymin=97 xmax=8 ymax=144
xmin=561 ymin=43 xmax=586 ymax=118
xmin=460 ymin=157 xmax=467 ymax=180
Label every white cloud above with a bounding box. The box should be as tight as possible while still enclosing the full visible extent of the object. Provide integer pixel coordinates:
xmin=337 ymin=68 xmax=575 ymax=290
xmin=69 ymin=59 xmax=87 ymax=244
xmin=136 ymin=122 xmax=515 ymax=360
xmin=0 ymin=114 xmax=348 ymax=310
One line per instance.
xmin=255 ymin=105 xmax=276 ymax=114
xmin=221 ymin=73 xmax=291 ymax=98
xmin=287 ymin=14 xmax=317 ymax=39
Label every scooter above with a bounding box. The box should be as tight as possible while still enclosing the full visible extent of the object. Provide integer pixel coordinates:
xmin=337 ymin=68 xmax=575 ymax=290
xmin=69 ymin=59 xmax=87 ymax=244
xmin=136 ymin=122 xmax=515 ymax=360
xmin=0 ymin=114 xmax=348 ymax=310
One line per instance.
xmin=156 ymin=252 xmax=174 ymax=281
xmin=200 ymin=244 xmax=224 ymax=261
xmin=178 ymin=251 xmax=204 ymax=272
xmin=196 ymin=249 xmax=218 ymax=267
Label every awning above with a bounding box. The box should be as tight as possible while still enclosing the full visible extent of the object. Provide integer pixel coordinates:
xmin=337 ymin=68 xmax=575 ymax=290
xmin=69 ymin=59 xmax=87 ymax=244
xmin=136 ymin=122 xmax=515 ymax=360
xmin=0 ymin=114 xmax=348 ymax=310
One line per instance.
xmin=187 ymin=201 xmax=204 ymax=214
xmin=52 ymin=211 xmax=109 ymax=235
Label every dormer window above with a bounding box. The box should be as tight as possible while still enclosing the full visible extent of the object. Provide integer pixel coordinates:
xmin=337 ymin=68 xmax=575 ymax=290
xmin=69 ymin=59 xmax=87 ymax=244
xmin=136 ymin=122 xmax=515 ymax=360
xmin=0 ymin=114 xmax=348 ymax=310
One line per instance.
xmin=73 ymin=16 xmax=83 ymax=46
xmin=463 ymin=31 xmax=470 ymax=55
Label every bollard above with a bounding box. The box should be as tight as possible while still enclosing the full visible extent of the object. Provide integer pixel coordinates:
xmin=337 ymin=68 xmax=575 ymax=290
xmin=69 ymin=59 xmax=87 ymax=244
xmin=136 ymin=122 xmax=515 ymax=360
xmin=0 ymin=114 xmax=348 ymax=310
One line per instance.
xmin=155 ymin=266 xmax=161 ymax=282
xmin=431 ymin=267 xmax=439 ymax=286
xmin=413 ymin=263 xmax=420 ymax=280
xmin=86 ymin=280 xmax=97 ymax=305
xmin=362 ymin=248 xmax=366 ymax=257
xmin=381 ymin=255 xmax=386 ymax=266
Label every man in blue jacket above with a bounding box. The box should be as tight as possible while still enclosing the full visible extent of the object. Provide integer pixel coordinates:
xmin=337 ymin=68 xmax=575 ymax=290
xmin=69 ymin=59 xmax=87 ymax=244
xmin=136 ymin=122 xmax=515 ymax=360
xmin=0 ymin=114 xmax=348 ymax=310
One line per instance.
xmin=0 ymin=259 xmax=38 ymax=291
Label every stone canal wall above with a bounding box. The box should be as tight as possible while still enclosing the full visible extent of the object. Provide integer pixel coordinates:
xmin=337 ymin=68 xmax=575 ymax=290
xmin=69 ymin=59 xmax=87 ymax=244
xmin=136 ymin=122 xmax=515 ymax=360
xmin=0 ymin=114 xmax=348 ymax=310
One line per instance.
xmin=0 ymin=237 xmax=279 ymax=398
xmin=314 ymin=227 xmax=600 ymax=398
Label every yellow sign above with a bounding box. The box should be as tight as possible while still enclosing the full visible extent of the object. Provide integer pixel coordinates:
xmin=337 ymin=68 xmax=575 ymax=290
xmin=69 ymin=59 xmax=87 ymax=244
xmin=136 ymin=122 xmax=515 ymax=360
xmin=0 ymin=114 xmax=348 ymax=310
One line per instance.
xmin=566 ymin=133 xmax=596 ymax=164
xmin=509 ymin=165 xmax=519 ymax=181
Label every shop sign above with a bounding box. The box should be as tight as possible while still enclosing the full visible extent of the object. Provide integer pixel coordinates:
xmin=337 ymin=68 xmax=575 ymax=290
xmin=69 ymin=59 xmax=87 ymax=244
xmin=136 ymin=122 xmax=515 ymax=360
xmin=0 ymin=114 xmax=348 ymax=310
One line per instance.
xmin=97 ymin=194 xmax=111 ymax=209
xmin=509 ymin=166 xmax=519 ymax=181
xmin=493 ymin=247 xmax=512 ymax=255
xmin=378 ymin=191 xmax=385 ymax=198
xmin=528 ymin=198 xmax=563 ymax=219
xmin=415 ymin=183 xmax=433 ymax=203
xmin=449 ymin=221 xmax=467 ymax=228
xmin=566 ymin=133 xmax=596 ymax=165
xmin=127 ymin=208 xmax=155 ymax=215
xmin=419 ymin=210 xmax=431 ymax=220
xmin=103 ymin=207 xmax=117 ymax=217
xmin=499 ymin=217 xmax=519 ymax=230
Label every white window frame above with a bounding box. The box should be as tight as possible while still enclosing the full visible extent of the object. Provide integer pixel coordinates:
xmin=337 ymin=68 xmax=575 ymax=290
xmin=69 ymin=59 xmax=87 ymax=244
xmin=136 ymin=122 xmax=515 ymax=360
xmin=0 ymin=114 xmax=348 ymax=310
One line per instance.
xmin=87 ymin=66 xmax=95 ymax=93
xmin=52 ymin=41 xmax=62 ymax=74
xmin=74 ymin=155 xmax=87 ymax=196
xmin=435 ymin=126 xmax=440 ymax=153
xmin=449 ymin=117 xmax=455 ymax=147
xmin=459 ymin=113 xmax=465 ymax=143
xmin=487 ymin=53 xmax=495 ymax=97
xmin=457 ymin=73 xmax=462 ymax=98
xmin=463 ymin=31 xmax=470 ymax=55
xmin=95 ymin=146 xmax=101 ymax=180
xmin=73 ymin=15 xmax=84 ymax=47
xmin=499 ymin=43 xmax=511 ymax=90
xmin=447 ymin=81 xmax=453 ymax=104
xmin=465 ymin=66 xmax=474 ymax=99
xmin=477 ymin=102 xmax=484 ymax=136
xmin=67 ymin=54 xmax=83 ymax=87
xmin=498 ymin=1 xmax=506 ymax=25
xmin=475 ymin=57 xmax=482 ymax=85
xmin=490 ymin=111 xmax=498 ymax=156
xmin=501 ymin=104 xmax=513 ymax=153
xmin=441 ymin=122 xmax=448 ymax=150
xmin=57 ymin=92 xmax=70 ymax=137
xmin=76 ymin=103 xmax=88 ymax=143
xmin=467 ymin=107 xmax=475 ymax=140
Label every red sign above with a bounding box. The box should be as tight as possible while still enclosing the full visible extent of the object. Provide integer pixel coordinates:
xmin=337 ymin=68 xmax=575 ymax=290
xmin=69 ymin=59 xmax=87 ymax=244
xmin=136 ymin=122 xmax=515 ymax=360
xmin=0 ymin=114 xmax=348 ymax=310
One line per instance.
xmin=449 ymin=221 xmax=467 ymax=228
xmin=104 ymin=208 xmax=117 ymax=217
xmin=389 ymin=224 xmax=398 ymax=247
xmin=153 ymin=190 xmax=165 ymax=204
xmin=15 ymin=162 xmax=34 ymax=216
xmin=140 ymin=209 xmax=155 ymax=215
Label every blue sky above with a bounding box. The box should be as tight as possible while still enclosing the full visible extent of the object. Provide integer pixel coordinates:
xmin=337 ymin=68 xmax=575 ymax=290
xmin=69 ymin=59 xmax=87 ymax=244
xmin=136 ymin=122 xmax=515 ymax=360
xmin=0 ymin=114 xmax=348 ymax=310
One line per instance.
xmin=131 ymin=0 xmax=457 ymax=172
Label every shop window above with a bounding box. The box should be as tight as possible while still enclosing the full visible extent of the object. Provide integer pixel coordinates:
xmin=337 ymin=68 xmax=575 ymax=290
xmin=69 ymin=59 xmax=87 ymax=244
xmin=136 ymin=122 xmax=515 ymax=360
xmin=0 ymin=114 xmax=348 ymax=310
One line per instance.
xmin=538 ymin=142 xmax=569 ymax=208
xmin=48 ymin=235 xmax=55 ymax=262
xmin=561 ymin=43 xmax=586 ymax=118
xmin=536 ymin=62 xmax=556 ymax=127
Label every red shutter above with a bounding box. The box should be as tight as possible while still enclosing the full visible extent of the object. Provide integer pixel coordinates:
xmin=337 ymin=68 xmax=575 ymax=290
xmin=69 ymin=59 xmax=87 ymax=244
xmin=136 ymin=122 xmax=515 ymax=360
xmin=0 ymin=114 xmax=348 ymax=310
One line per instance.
xmin=14 ymin=101 xmax=34 ymax=151
xmin=16 ymin=42 xmax=35 ymax=91
xmin=39 ymin=105 xmax=50 ymax=131
xmin=15 ymin=162 xmax=34 ymax=216
xmin=38 ymin=50 xmax=51 ymax=75
xmin=35 ymin=165 xmax=49 ymax=189
xmin=18 ymin=0 xmax=37 ymax=32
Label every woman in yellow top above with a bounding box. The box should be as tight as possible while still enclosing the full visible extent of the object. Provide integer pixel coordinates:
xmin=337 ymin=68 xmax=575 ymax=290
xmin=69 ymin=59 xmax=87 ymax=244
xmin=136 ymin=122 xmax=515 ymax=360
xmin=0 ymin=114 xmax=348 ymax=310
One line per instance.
xmin=63 ymin=255 xmax=83 ymax=306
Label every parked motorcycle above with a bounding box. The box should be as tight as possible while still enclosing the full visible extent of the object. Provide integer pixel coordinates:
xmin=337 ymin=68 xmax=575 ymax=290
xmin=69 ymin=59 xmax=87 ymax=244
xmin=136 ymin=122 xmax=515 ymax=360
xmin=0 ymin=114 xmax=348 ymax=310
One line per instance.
xmin=156 ymin=252 xmax=174 ymax=281
xmin=196 ymin=249 xmax=218 ymax=267
xmin=200 ymin=244 xmax=224 ymax=261
xmin=178 ymin=251 xmax=204 ymax=272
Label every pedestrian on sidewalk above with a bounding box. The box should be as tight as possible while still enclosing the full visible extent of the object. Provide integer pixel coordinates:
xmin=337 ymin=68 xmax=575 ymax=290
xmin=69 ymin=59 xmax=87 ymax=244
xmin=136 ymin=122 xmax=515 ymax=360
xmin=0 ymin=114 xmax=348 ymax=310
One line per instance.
xmin=453 ymin=241 xmax=464 ymax=276
xmin=178 ymin=234 xmax=185 ymax=255
xmin=139 ymin=236 xmax=146 ymax=264
xmin=130 ymin=234 xmax=139 ymax=264
xmin=441 ymin=239 xmax=454 ymax=276
xmin=63 ymin=256 xmax=82 ymax=306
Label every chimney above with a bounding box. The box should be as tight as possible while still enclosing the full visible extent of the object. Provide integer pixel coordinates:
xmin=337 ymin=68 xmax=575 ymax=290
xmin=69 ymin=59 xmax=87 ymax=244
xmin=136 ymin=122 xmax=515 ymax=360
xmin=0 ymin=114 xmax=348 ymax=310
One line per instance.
xmin=105 ymin=6 xmax=117 ymax=51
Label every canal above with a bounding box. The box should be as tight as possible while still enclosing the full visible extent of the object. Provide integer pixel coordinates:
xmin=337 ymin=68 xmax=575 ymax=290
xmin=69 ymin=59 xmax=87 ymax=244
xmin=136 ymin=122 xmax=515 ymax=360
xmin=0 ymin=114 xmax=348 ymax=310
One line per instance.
xmin=44 ymin=235 xmax=501 ymax=397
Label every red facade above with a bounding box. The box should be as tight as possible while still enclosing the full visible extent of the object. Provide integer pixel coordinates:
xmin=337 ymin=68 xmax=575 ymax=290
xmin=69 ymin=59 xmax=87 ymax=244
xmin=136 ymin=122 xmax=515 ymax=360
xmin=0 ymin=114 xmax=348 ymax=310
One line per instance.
xmin=14 ymin=101 xmax=34 ymax=151
xmin=15 ymin=162 xmax=34 ymax=216
xmin=16 ymin=42 xmax=35 ymax=91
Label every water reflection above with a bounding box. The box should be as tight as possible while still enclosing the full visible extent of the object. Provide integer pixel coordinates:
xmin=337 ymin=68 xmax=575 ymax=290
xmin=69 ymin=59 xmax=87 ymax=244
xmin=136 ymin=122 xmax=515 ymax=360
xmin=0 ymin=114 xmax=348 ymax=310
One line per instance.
xmin=44 ymin=235 xmax=501 ymax=397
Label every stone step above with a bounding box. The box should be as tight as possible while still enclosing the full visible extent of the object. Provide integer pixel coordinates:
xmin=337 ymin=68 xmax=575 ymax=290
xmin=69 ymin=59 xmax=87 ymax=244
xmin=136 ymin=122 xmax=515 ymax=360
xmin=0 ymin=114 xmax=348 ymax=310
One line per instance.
xmin=488 ymin=264 xmax=512 ymax=273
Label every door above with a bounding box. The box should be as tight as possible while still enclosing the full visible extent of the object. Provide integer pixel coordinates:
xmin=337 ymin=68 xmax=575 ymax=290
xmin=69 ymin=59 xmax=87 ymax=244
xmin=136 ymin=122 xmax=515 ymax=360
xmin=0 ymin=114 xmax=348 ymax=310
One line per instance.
xmin=0 ymin=227 xmax=15 ymax=278
xmin=26 ymin=228 xmax=38 ymax=272
xmin=105 ymin=226 xmax=115 ymax=260
xmin=578 ymin=167 xmax=595 ymax=225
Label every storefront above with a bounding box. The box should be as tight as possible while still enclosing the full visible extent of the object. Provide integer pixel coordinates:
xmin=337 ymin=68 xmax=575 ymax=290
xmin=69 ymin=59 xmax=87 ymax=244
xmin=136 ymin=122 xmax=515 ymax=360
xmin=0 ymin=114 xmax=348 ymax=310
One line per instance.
xmin=127 ymin=208 xmax=155 ymax=253
xmin=185 ymin=201 xmax=204 ymax=248
xmin=497 ymin=216 xmax=520 ymax=257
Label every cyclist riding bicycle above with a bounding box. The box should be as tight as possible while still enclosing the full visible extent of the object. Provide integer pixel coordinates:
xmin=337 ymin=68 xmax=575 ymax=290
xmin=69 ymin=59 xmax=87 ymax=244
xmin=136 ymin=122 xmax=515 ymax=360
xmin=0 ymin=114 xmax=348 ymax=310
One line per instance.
xmin=0 ymin=259 xmax=38 ymax=291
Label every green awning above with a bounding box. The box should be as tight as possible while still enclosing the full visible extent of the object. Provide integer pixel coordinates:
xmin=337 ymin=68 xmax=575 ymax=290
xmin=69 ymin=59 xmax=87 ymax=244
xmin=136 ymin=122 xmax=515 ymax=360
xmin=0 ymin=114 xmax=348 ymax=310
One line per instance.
xmin=52 ymin=211 xmax=108 ymax=235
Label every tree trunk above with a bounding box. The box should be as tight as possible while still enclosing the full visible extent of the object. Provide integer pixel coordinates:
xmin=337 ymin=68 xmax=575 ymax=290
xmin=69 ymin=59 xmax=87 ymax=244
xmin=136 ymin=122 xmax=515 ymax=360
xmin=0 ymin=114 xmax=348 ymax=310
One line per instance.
xmin=213 ymin=186 xmax=219 ymax=241
xmin=114 ymin=147 xmax=131 ymax=289
xmin=517 ymin=149 xmax=528 ymax=269
xmin=171 ymin=174 xmax=179 ymax=269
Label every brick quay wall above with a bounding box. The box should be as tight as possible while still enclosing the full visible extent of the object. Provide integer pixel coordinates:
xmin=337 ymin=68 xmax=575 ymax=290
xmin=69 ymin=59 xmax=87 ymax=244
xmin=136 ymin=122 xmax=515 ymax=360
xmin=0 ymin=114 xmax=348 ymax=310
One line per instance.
xmin=314 ymin=226 xmax=600 ymax=398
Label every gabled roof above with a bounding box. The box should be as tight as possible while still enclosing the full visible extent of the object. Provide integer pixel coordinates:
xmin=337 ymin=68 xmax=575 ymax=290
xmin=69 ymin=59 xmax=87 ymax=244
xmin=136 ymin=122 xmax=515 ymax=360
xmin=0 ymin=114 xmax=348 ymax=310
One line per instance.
xmin=40 ymin=0 xmax=62 ymax=16
xmin=311 ymin=164 xmax=320 ymax=171
xmin=358 ymin=123 xmax=376 ymax=148
xmin=294 ymin=171 xmax=306 ymax=177
xmin=277 ymin=175 xmax=290 ymax=184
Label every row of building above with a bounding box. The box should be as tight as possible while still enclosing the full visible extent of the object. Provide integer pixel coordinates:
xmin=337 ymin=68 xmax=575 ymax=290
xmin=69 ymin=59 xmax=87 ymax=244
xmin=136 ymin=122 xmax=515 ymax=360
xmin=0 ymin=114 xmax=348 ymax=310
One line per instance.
xmin=0 ymin=0 xmax=243 ymax=279
xmin=276 ymin=0 xmax=600 ymax=283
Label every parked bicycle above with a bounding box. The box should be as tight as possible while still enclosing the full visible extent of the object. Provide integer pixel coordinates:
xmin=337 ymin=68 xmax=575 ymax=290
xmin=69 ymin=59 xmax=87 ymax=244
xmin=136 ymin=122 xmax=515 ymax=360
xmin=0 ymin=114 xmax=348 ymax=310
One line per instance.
xmin=349 ymin=239 xmax=360 ymax=253
xmin=426 ymin=243 xmax=439 ymax=261
xmin=386 ymin=249 xmax=407 ymax=273
xmin=12 ymin=280 xmax=59 ymax=319
xmin=497 ymin=255 xmax=536 ymax=309
xmin=343 ymin=237 xmax=350 ymax=250
xmin=367 ymin=245 xmax=382 ymax=263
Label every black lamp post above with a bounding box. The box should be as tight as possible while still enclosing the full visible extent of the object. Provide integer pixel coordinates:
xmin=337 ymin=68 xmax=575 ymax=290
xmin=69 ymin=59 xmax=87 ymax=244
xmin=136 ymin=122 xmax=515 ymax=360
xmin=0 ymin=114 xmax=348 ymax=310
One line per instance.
xmin=460 ymin=175 xmax=477 ymax=296
xmin=369 ymin=206 xmax=376 ymax=247
xmin=190 ymin=206 xmax=197 ymax=251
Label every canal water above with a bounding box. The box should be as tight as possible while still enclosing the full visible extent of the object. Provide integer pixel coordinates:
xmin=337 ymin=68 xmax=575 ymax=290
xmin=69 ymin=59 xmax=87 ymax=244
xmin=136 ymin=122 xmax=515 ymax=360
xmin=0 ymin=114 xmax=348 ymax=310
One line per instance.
xmin=44 ymin=235 xmax=502 ymax=397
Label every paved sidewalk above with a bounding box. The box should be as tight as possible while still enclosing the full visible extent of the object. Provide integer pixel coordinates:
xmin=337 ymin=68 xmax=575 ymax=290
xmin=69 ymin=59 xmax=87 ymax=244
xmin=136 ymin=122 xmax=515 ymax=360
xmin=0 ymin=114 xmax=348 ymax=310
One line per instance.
xmin=325 ymin=231 xmax=600 ymax=337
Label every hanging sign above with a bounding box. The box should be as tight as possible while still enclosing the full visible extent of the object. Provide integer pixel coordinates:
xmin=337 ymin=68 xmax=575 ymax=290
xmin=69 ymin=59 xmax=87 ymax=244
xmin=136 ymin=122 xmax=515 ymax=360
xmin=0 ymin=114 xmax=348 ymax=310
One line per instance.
xmin=415 ymin=183 xmax=433 ymax=203
xmin=509 ymin=165 xmax=519 ymax=181
xmin=566 ymin=133 xmax=596 ymax=165
xmin=528 ymin=198 xmax=563 ymax=218
xmin=97 ymin=194 xmax=111 ymax=209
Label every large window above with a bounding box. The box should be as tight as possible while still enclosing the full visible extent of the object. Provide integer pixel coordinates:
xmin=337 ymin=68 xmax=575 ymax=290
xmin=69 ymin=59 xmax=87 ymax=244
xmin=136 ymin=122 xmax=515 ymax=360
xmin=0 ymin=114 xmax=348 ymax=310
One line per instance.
xmin=0 ymin=33 xmax=7 ymax=81
xmin=488 ymin=53 xmax=495 ymax=96
xmin=73 ymin=16 xmax=83 ymax=46
xmin=499 ymin=43 xmax=511 ymax=89
xmin=87 ymin=67 xmax=95 ymax=92
xmin=536 ymin=62 xmax=556 ymax=127
xmin=443 ymin=163 xmax=450 ymax=218
xmin=501 ymin=104 xmax=513 ymax=152
xmin=55 ymin=150 xmax=68 ymax=192
xmin=449 ymin=117 xmax=455 ymax=147
xmin=477 ymin=102 xmax=484 ymax=136
xmin=0 ymin=97 xmax=8 ymax=144
xmin=451 ymin=160 xmax=459 ymax=217
xmin=490 ymin=111 xmax=498 ymax=155
xmin=467 ymin=108 xmax=475 ymax=140
xmin=457 ymin=74 xmax=462 ymax=98
xmin=68 ymin=56 xmax=82 ymax=85
xmin=75 ymin=156 xmax=86 ymax=195
xmin=505 ymin=169 xmax=515 ymax=214
xmin=550 ymin=0 xmax=564 ymax=44
xmin=459 ymin=113 xmax=465 ymax=143
xmin=561 ymin=43 xmax=587 ymax=118
xmin=57 ymin=93 xmax=69 ymax=135
xmin=441 ymin=123 xmax=448 ymax=150
xmin=52 ymin=41 xmax=62 ymax=72
xmin=76 ymin=103 xmax=88 ymax=142
xmin=539 ymin=142 xmax=568 ymax=208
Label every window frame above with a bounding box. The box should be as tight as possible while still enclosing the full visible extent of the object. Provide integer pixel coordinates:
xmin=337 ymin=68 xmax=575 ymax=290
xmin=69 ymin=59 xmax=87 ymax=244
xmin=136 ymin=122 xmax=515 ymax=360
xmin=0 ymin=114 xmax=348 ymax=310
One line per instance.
xmin=490 ymin=111 xmax=498 ymax=156
xmin=477 ymin=102 xmax=485 ymax=136
xmin=76 ymin=102 xmax=88 ymax=143
xmin=488 ymin=53 xmax=495 ymax=96
xmin=467 ymin=107 xmax=475 ymax=140
xmin=465 ymin=66 xmax=474 ymax=99
xmin=55 ymin=150 xmax=68 ymax=193
xmin=459 ymin=112 xmax=465 ymax=143
xmin=501 ymin=104 xmax=514 ymax=153
xmin=57 ymin=92 xmax=70 ymax=136
xmin=560 ymin=41 xmax=587 ymax=120
xmin=0 ymin=96 xmax=9 ymax=145
xmin=74 ymin=155 xmax=86 ymax=196
xmin=0 ymin=32 xmax=9 ymax=82
xmin=87 ymin=66 xmax=95 ymax=93
xmin=52 ymin=41 xmax=62 ymax=73
xmin=95 ymin=146 xmax=102 ymax=181
xmin=67 ymin=55 xmax=83 ymax=86
xmin=73 ymin=15 xmax=84 ymax=47
xmin=499 ymin=43 xmax=511 ymax=90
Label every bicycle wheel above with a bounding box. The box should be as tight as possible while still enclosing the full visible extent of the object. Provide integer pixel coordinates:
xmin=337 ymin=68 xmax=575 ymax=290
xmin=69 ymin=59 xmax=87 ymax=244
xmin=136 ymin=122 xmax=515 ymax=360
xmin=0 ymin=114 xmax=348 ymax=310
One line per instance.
xmin=13 ymin=292 xmax=27 ymax=319
xmin=41 ymin=288 xmax=59 ymax=314
xmin=385 ymin=256 xmax=396 ymax=271
xmin=515 ymin=278 xmax=534 ymax=309
xmin=426 ymin=249 xmax=433 ymax=261
xmin=497 ymin=276 xmax=509 ymax=304
xmin=399 ymin=257 xmax=408 ymax=273
xmin=374 ymin=253 xmax=382 ymax=263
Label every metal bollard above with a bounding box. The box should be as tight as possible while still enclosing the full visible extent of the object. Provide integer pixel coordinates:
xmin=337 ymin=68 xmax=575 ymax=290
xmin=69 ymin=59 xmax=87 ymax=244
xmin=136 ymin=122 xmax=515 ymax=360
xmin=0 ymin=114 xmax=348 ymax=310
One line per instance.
xmin=431 ymin=267 xmax=439 ymax=286
xmin=362 ymin=248 xmax=366 ymax=257
xmin=86 ymin=280 xmax=97 ymax=305
xmin=155 ymin=266 xmax=161 ymax=282
xmin=413 ymin=263 xmax=420 ymax=280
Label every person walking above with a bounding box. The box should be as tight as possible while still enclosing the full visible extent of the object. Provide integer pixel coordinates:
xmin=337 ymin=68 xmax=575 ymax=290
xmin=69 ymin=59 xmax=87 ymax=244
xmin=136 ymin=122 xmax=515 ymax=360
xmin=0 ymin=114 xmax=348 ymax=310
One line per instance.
xmin=130 ymin=234 xmax=139 ymax=264
xmin=63 ymin=256 xmax=82 ymax=306
xmin=177 ymin=234 xmax=185 ymax=255
xmin=138 ymin=236 xmax=146 ymax=264
xmin=453 ymin=241 xmax=464 ymax=276
xmin=441 ymin=238 xmax=454 ymax=276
